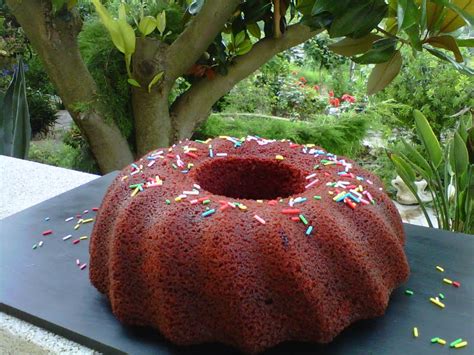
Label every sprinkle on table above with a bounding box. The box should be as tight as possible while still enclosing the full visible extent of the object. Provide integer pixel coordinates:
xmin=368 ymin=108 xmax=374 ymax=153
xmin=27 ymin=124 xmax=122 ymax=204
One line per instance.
xmin=405 ymin=289 xmax=414 ymax=296
xmin=42 ymin=229 xmax=53 ymax=236
xmin=80 ymin=263 xmax=87 ymax=270
xmin=429 ymin=297 xmax=445 ymax=309
xmin=62 ymin=234 xmax=72 ymax=241
xmin=65 ymin=217 xmax=74 ymax=222
xmin=438 ymin=293 xmax=445 ymax=300
xmin=443 ymin=278 xmax=453 ymax=284
xmin=436 ymin=265 xmax=445 ymax=272
xmin=437 ymin=338 xmax=446 ymax=345
xmin=32 ymin=244 xmax=37 ymax=250
xmin=413 ymin=327 xmax=419 ymax=338
xmin=450 ymin=339 xmax=464 ymax=347
xmin=454 ymin=341 xmax=468 ymax=349
xmin=452 ymin=281 xmax=461 ymax=288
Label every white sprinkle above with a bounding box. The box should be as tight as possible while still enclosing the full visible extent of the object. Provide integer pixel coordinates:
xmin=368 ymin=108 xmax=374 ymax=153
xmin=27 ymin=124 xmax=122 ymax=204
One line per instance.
xmin=62 ymin=234 xmax=72 ymax=241
xmin=65 ymin=217 xmax=74 ymax=222
xmin=183 ymin=189 xmax=199 ymax=195
xmin=305 ymin=173 xmax=317 ymax=180
xmin=148 ymin=160 xmax=156 ymax=167
xmin=216 ymin=153 xmax=228 ymax=157
xmin=254 ymin=215 xmax=266 ymax=224
xmin=305 ymin=179 xmax=320 ymax=189
xmin=38 ymin=241 xmax=44 ymax=247
xmin=76 ymin=259 xmax=80 ymax=266
xmin=193 ymin=184 xmax=201 ymax=190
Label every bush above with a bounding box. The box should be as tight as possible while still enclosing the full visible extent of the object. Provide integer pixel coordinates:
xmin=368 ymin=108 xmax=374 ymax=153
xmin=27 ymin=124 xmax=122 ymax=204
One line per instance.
xmin=193 ymin=113 xmax=369 ymax=157
xmin=28 ymin=90 xmax=58 ymax=137
xmin=63 ymin=126 xmax=100 ymax=174
xmin=376 ymin=50 xmax=473 ymax=136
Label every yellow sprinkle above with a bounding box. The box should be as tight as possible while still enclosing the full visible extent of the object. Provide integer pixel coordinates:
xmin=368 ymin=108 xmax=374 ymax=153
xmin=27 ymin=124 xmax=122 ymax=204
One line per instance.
xmin=443 ymin=278 xmax=453 ymax=284
xmin=358 ymin=185 xmax=363 ymax=191
xmin=175 ymin=196 xmax=182 ymax=202
xmin=306 ymin=144 xmax=315 ymax=147
xmin=328 ymin=191 xmax=334 ymax=195
xmin=131 ymin=187 xmax=139 ymax=197
xmin=121 ymin=175 xmax=128 ymax=181
xmin=256 ymin=200 xmax=263 ymax=203
xmin=82 ymin=218 xmax=94 ymax=224
xmin=333 ymin=192 xmax=346 ymax=201
xmin=275 ymin=155 xmax=284 ymax=161
xmin=430 ymin=297 xmax=445 ymax=308
xmin=79 ymin=236 xmax=88 ymax=240
xmin=436 ymin=266 xmax=445 ymax=272
xmin=218 ymin=135 xmax=229 ymax=139
xmin=74 ymin=224 xmax=80 ymax=230
xmin=238 ymin=204 xmax=247 ymax=211
xmin=77 ymin=219 xmax=83 ymax=224
xmin=437 ymin=338 xmax=446 ymax=345
xmin=454 ymin=341 xmax=468 ymax=348
xmin=187 ymin=147 xmax=197 ymax=151
xmin=413 ymin=327 xmax=419 ymax=337
xmin=204 ymin=138 xmax=211 ymax=144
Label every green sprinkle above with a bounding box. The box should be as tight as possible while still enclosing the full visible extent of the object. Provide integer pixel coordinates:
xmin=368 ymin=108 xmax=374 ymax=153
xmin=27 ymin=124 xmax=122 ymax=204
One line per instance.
xmin=314 ymin=164 xmax=320 ymax=170
xmin=405 ymin=289 xmax=414 ymax=295
xmin=32 ymin=244 xmax=38 ymax=250
xmin=438 ymin=293 xmax=445 ymax=300
xmin=202 ymin=199 xmax=211 ymax=205
xmin=299 ymin=214 xmax=308 ymax=225
xmin=450 ymin=338 xmax=463 ymax=347
xmin=313 ymin=195 xmax=322 ymax=200
xmin=195 ymin=139 xmax=206 ymax=143
xmin=431 ymin=337 xmax=439 ymax=343
xmin=172 ymin=163 xmax=178 ymax=169
xmin=165 ymin=199 xmax=171 ymax=205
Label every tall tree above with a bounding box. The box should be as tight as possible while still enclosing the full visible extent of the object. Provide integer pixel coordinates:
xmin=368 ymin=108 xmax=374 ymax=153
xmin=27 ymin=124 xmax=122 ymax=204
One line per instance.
xmin=5 ymin=0 xmax=473 ymax=173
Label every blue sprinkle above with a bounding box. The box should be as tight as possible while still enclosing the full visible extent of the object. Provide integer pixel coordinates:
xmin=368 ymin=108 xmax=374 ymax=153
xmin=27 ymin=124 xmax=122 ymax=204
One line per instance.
xmin=348 ymin=193 xmax=360 ymax=203
xmin=305 ymin=226 xmax=313 ymax=236
xmin=202 ymin=209 xmax=216 ymax=217
xmin=44 ymin=217 xmax=50 ymax=221
xmin=336 ymin=193 xmax=349 ymax=202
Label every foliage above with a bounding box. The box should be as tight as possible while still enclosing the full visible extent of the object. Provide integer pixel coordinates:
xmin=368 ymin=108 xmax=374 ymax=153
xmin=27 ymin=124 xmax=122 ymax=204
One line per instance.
xmin=303 ymin=35 xmax=347 ymax=70
xmin=376 ymin=49 xmax=474 ymax=136
xmin=62 ymin=125 xmax=100 ymax=173
xmin=0 ymin=57 xmax=31 ymax=159
xmin=28 ymin=90 xmax=58 ymax=137
xmin=78 ymin=19 xmax=133 ymax=140
xmin=388 ymin=110 xmax=473 ymax=234
xmin=194 ymin=112 xmax=369 ymax=157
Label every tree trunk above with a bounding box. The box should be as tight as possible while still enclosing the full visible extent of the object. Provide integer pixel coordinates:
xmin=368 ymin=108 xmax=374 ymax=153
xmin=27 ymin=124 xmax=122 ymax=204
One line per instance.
xmin=6 ymin=0 xmax=134 ymax=173
xmin=131 ymin=38 xmax=174 ymax=155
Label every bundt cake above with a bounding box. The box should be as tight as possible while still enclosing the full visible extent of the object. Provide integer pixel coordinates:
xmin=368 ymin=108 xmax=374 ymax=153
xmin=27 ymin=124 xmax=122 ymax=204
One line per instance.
xmin=89 ymin=136 xmax=409 ymax=353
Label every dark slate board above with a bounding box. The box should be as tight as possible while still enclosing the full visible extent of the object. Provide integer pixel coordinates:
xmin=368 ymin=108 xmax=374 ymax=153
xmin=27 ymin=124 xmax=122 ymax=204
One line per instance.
xmin=0 ymin=173 xmax=473 ymax=354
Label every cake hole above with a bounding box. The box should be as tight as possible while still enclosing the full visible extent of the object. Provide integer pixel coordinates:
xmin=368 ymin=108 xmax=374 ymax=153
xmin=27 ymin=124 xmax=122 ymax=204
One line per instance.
xmin=194 ymin=157 xmax=305 ymax=200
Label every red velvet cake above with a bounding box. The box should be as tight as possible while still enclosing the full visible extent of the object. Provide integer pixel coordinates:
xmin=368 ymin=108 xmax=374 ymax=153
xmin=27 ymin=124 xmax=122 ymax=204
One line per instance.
xmin=89 ymin=136 xmax=409 ymax=353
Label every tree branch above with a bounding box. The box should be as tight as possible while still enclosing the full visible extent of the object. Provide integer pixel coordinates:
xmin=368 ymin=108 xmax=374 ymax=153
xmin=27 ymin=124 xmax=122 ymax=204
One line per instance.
xmin=166 ymin=0 xmax=241 ymax=80
xmin=171 ymin=24 xmax=323 ymax=139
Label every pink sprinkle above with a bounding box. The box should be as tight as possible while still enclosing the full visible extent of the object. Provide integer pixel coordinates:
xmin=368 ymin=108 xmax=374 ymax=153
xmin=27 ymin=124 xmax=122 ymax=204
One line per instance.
xmin=190 ymin=199 xmax=199 ymax=204
xmin=92 ymin=207 xmax=99 ymax=211
xmin=305 ymin=173 xmax=317 ymax=180
xmin=80 ymin=263 xmax=87 ymax=270
xmin=42 ymin=230 xmax=53 ymax=236
xmin=367 ymin=179 xmax=373 ymax=185
xmin=305 ymin=179 xmax=320 ymax=189
xmin=219 ymin=203 xmax=230 ymax=211
xmin=73 ymin=239 xmax=80 ymax=245
xmin=360 ymin=198 xmax=370 ymax=205
xmin=254 ymin=215 xmax=266 ymax=224
xmin=452 ymin=281 xmax=461 ymax=288
xmin=148 ymin=160 xmax=156 ymax=167
xmin=267 ymin=200 xmax=278 ymax=206
xmin=76 ymin=259 xmax=80 ymax=266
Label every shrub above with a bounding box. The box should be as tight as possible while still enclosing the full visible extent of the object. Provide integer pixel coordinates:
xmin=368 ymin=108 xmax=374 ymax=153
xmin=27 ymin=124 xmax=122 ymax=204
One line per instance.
xmin=193 ymin=113 xmax=369 ymax=157
xmin=28 ymin=90 xmax=58 ymax=137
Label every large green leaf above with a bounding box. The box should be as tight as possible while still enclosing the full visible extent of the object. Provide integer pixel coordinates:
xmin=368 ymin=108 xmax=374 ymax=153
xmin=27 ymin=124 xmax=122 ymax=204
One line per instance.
xmin=398 ymin=0 xmax=420 ymax=31
xmin=312 ymin=0 xmax=351 ymax=15
xmin=328 ymin=34 xmax=381 ymax=57
xmin=452 ymin=132 xmax=469 ymax=176
xmin=0 ymin=58 xmax=31 ymax=159
xmin=329 ymin=0 xmax=387 ymax=38
xmin=425 ymin=46 xmax=473 ymax=75
xmin=367 ymin=50 xmax=402 ymax=94
xmin=353 ymin=44 xmax=396 ymax=64
xmin=138 ymin=16 xmax=157 ymax=36
xmin=401 ymin=139 xmax=434 ymax=179
xmin=413 ymin=109 xmax=443 ymax=168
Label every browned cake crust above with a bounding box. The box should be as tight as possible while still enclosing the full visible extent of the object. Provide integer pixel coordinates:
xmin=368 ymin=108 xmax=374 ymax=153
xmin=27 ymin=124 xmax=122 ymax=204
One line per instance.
xmin=89 ymin=136 xmax=409 ymax=353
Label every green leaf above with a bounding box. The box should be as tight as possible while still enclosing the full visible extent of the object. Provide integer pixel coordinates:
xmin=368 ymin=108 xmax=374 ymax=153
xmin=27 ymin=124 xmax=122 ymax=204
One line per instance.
xmin=247 ymin=23 xmax=261 ymax=39
xmin=127 ymin=78 xmax=141 ymax=87
xmin=138 ymin=16 xmax=157 ymax=36
xmin=148 ymin=71 xmax=164 ymax=93
xmin=312 ymin=0 xmax=351 ymax=15
xmin=328 ymin=34 xmax=381 ymax=57
xmin=367 ymin=50 xmax=402 ymax=95
xmin=329 ymin=0 xmax=387 ymax=38
xmin=236 ymin=39 xmax=253 ymax=55
xmin=427 ymin=35 xmax=464 ymax=62
xmin=452 ymin=132 xmax=469 ymax=176
xmin=413 ymin=109 xmax=443 ymax=168
xmin=456 ymin=38 xmax=474 ymax=47
xmin=156 ymin=11 xmax=166 ymax=35
xmin=392 ymin=153 xmax=417 ymax=182
xmin=425 ymin=46 xmax=474 ymax=75
xmin=401 ymin=139 xmax=434 ymax=179
xmin=353 ymin=46 xmax=397 ymax=64
xmin=398 ymin=0 xmax=419 ymax=31
xmin=234 ymin=31 xmax=246 ymax=47
xmin=118 ymin=3 xmax=126 ymax=21
xmin=51 ymin=0 xmax=68 ymax=13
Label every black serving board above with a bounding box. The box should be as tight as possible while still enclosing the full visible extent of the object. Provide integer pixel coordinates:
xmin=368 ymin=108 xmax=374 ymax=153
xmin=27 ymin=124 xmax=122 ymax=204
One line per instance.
xmin=0 ymin=173 xmax=473 ymax=354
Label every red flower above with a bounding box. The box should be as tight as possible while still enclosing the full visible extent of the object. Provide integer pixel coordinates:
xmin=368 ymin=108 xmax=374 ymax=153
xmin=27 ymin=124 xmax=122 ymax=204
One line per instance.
xmin=299 ymin=76 xmax=307 ymax=84
xmin=341 ymin=94 xmax=356 ymax=103
xmin=313 ymin=85 xmax=320 ymax=91
xmin=329 ymin=98 xmax=340 ymax=107
xmin=328 ymin=90 xmax=334 ymax=97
